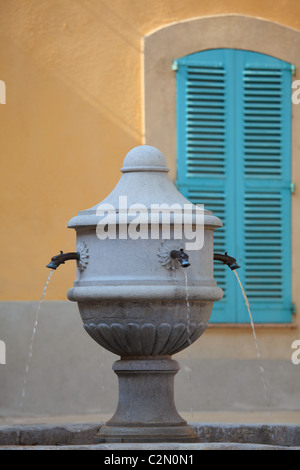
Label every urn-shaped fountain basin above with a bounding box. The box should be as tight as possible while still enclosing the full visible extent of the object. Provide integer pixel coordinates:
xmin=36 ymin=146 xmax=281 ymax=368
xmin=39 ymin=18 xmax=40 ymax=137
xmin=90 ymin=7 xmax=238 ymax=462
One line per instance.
xmin=66 ymin=145 xmax=223 ymax=442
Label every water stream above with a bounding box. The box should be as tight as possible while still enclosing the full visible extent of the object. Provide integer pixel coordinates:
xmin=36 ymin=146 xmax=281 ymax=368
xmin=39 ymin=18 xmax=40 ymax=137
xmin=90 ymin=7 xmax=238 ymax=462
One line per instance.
xmin=233 ymin=270 xmax=270 ymax=408
xmin=183 ymin=269 xmax=194 ymax=417
xmin=183 ymin=266 xmax=270 ymax=412
xmin=183 ymin=269 xmax=192 ymax=347
xmin=20 ymin=269 xmax=54 ymax=410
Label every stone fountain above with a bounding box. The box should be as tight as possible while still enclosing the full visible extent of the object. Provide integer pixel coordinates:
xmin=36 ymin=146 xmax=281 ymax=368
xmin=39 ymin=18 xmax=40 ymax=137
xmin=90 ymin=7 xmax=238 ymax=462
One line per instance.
xmin=52 ymin=145 xmax=224 ymax=443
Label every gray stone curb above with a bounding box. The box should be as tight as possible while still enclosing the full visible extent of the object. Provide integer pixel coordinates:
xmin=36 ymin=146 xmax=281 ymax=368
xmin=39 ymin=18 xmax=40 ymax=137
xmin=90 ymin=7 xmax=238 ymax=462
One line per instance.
xmin=0 ymin=422 xmax=300 ymax=449
xmin=1 ymin=443 xmax=300 ymax=450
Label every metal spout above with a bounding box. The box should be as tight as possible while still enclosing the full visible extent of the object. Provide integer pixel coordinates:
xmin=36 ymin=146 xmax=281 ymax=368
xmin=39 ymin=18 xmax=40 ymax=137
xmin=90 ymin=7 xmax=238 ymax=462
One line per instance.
xmin=214 ymin=252 xmax=240 ymax=270
xmin=170 ymin=249 xmax=190 ymax=268
xmin=46 ymin=251 xmax=80 ymax=270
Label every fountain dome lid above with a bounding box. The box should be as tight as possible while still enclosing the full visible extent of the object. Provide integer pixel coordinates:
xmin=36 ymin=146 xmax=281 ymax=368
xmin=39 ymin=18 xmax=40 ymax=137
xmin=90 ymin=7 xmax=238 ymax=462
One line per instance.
xmin=67 ymin=145 xmax=222 ymax=229
xmin=121 ymin=145 xmax=170 ymax=173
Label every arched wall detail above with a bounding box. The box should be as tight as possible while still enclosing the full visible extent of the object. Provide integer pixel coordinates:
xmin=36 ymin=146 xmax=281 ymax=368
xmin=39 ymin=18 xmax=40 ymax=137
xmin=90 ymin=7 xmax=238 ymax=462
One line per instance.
xmin=144 ymin=14 xmax=300 ymax=178
xmin=143 ymin=15 xmax=300 ymax=323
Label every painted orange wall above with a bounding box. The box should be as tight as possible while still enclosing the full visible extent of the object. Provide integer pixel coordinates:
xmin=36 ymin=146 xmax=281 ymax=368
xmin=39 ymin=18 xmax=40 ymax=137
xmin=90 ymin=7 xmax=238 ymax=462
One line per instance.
xmin=1 ymin=0 xmax=300 ymax=300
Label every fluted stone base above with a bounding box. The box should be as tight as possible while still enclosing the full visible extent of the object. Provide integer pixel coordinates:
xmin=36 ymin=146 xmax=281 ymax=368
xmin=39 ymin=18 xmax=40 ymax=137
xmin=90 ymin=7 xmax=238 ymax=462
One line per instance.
xmin=95 ymin=356 xmax=197 ymax=443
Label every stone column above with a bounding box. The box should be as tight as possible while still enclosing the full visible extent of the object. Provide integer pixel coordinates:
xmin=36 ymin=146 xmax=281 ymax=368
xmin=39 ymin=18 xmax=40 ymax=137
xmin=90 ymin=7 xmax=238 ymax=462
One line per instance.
xmin=96 ymin=356 xmax=197 ymax=443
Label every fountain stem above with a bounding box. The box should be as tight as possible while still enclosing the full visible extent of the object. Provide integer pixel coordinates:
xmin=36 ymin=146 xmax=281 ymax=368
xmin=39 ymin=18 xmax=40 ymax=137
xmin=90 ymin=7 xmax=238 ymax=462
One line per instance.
xmin=96 ymin=357 xmax=197 ymax=443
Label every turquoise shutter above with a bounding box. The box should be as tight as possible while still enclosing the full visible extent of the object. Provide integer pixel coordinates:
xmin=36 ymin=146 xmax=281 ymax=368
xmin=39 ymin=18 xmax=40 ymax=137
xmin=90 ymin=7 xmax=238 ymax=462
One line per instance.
xmin=176 ymin=49 xmax=292 ymax=323
xmin=235 ymin=52 xmax=292 ymax=322
xmin=176 ymin=50 xmax=236 ymax=322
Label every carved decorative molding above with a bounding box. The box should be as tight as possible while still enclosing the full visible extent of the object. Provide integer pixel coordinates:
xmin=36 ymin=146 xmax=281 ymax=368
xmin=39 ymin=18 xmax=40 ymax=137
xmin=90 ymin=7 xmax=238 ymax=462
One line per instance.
xmin=77 ymin=241 xmax=89 ymax=272
xmin=83 ymin=321 xmax=207 ymax=356
xmin=157 ymin=240 xmax=184 ymax=270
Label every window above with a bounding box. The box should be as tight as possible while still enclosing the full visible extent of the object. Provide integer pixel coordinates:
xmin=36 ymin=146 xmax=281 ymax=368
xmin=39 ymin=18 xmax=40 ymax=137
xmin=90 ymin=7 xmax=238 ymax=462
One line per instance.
xmin=175 ymin=48 xmax=292 ymax=323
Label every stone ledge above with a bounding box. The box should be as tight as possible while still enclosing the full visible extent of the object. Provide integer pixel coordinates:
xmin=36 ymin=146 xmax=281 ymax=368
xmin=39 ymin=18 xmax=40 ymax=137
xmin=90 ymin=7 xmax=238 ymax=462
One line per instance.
xmin=1 ymin=443 xmax=299 ymax=450
xmin=0 ymin=422 xmax=299 ymax=448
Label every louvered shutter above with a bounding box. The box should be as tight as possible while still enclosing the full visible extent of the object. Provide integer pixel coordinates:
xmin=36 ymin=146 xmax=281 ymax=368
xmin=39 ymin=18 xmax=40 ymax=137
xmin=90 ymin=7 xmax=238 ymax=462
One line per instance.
xmin=235 ymin=52 xmax=292 ymax=322
xmin=176 ymin=50 xmax=236 ymax=322
xmin=176 ymin=49 xmax=292 ymax=323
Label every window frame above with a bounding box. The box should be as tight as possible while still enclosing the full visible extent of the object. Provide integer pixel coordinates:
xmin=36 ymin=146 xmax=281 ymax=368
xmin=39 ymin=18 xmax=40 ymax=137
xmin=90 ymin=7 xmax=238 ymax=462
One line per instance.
xmin=144 ymin=15 xmax=299 ymax=326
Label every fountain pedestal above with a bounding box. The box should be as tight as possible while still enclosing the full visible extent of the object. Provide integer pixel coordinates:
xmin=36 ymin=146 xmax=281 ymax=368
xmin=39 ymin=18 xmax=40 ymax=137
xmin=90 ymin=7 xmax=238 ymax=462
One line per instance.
xmin=96 ymin=357 xmax=197 ymax=443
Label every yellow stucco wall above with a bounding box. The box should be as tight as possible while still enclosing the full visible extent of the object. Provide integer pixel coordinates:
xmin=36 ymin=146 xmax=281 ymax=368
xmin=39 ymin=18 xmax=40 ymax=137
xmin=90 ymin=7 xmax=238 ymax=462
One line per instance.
xmin=1 ymin=0 xmax=300 ymax=300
